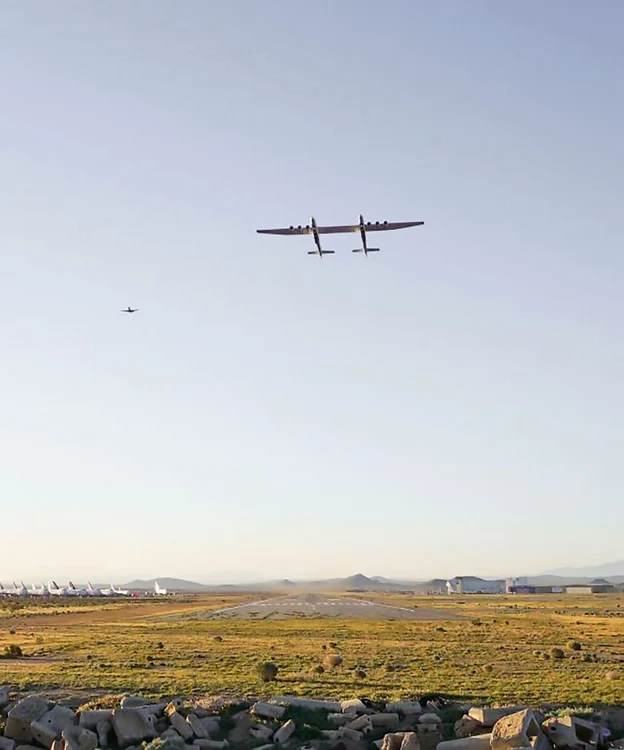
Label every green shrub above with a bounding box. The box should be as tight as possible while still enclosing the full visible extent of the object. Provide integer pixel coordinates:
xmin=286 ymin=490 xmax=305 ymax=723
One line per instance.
xmin=551 ymin=648 xmax=565 ymax=660
xmin=2 ymin=644 xmax=23 ymax=659
xmin=568 ymin=641 xmax=582 ymax=651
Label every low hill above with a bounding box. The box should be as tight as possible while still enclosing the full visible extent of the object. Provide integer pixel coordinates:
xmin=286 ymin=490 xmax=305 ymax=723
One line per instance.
xmin=526 ymin=574 xmax=624 ymax=586
xmin=541 ymin=560 xmax=624 ymax=579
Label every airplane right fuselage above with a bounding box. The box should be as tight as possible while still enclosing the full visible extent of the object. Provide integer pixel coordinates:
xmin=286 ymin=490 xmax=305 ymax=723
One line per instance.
xmin=311 ymin=217 xmax=322 ymax=256
xmin=358 ymin=214 xmax=368 ymax=256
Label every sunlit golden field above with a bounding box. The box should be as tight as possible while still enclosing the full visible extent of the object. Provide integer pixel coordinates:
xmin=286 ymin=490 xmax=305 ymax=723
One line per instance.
xmin=1 ymin=593 xmax=622 ymax=706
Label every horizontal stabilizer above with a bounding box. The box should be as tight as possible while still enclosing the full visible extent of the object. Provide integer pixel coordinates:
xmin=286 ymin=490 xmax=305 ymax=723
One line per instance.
xmin=352 ymin=248 xmax=380 ymax=253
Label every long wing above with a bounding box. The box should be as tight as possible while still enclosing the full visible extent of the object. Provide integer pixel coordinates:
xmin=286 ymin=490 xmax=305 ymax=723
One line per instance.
xmin=256 ymin=221 xmax=424 ymax=235
xmin=362 ymin=221 xmax=425 ymax=232
xmin=256 ymin=225 xmax=358 ymax=235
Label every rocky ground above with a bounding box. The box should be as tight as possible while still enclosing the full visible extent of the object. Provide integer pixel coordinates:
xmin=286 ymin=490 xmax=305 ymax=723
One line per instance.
xmin=1 ymin=687 xmax=623 ymax=750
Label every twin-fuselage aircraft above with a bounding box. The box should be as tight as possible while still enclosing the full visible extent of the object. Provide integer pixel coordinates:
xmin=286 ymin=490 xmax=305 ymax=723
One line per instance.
xmin=256 ymin=214 xmax=424 ymax=257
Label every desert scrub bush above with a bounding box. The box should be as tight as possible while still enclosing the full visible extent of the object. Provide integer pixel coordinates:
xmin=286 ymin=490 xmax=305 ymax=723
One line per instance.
xmin=312 ymin=665 xmax=324 ymax=675
xmin=355 ymin=669 xmax=367 ymax=679
xmin=323 ymin=654 xmax=343 ymax=668
xmin=2 ymin=644 xmax=23 ymax=659
xmin=568 ymin=641 xmax=582 ymax=651
xmin=256 ymin=661 xmax=278 ymax=682
xmin=78 ymin=695 xmax=124 ymax=711
xmin=551 ymin=648 xmax=565 ymax=660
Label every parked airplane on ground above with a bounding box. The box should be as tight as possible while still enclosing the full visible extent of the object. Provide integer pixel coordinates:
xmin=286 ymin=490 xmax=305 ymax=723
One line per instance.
xmin=2 ymin=581 xmax=133 ymax=598
xmin=154 ymin=581 xmax=168 ymax=596
xmin=48 ymin=581 xmax=69 ymax=596
xmin=0 ymin=582 xmax=28 ymax=597
xmin=68 ymin=582 xmax=88 ymax=597
xmin=111 ymin=584 xmax=130 ymax=596
xmin=256 ymin=215 xmax=424 ymax=257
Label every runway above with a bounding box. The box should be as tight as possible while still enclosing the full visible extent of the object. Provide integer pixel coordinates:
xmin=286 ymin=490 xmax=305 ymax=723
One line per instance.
xmin=197 ymin=593 xmax=457 ymax=621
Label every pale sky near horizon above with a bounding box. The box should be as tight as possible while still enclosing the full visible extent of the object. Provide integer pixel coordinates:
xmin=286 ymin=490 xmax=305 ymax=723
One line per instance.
xmin=1 ymin=1 xmax=623 ymax=584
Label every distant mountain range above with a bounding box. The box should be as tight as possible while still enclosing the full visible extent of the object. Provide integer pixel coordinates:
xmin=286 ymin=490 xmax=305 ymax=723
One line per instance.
xmin=99 ymin=562 xmax=624 ymax=593
xmin=541 ymin=560 xmax=624 ymax=578
xmin=122 ymin=574 xmax=448 ymax=593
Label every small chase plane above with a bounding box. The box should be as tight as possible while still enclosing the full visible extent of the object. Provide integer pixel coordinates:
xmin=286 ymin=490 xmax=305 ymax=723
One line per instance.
xmin=121 ymin=306 xmax=138 ymax=313
xmin=256 ymin=215 xmax=424 ymax=257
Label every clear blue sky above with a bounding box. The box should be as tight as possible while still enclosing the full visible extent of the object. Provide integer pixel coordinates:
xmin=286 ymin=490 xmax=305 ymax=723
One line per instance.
xmin=1 ymin=1 xmax=623 ymax=583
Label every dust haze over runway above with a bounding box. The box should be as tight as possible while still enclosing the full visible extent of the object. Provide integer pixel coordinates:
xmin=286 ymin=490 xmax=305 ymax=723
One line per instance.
xmin=190 ymin=594 xmax=462 ymax=621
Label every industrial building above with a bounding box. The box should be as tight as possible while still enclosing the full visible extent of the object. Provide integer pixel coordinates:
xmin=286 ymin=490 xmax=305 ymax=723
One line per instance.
xmin=446 ymin=576 xmax=506 ymax=594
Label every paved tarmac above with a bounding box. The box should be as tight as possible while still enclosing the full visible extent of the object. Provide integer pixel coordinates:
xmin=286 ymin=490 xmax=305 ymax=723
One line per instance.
xmin=199 ymin=593 xmax=457 ymax=621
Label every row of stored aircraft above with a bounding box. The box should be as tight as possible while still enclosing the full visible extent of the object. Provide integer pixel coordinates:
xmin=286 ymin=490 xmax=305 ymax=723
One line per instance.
xmin=0 ymin=581 xmax=169 ymax=597
xmin=256 ymin=214 xmax=424 ymax=257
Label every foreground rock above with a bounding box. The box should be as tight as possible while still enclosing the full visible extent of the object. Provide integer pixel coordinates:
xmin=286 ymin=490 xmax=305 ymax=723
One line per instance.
xmin=437 ymin=734 xmax=493 ymax=750
xmin=543 ymin=716 xmax=601 ymax=749
xmin=468 ymin=708 xmax=524 ymax=728
xmin=5 ymin=698 xmax=49 ymax=743
xmin=0 ymin=689 xmax=621 ymax=750
xmin=111 ymin=709 xmax=157 ymax=748
xmin=491 ymin=710 xmax=548 ymax=750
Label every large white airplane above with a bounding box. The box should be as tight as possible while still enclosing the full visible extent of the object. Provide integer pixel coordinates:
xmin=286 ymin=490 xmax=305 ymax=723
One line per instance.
xmin=30 ymin=583 xmax=48 ymax=597
xmin=47 ymin=581 xmax=69 ymax=596
xmin=0 ymin=582 xmax=28 ymax=597
xmin=68 ymin=582 xmax=88 ymax=597
xmin=154 ymin=581 xmax=168 ymax=596
xmin=256 ymin=215 xmax=424 ymax=257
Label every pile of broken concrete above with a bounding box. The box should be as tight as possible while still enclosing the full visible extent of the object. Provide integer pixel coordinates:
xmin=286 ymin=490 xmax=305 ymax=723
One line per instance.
xmin=0 ymin=687 xmax=622 ymax=750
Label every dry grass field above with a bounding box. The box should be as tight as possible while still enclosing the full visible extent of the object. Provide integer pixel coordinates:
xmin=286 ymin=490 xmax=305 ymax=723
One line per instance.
xmin=0 ymin=592 xmax=622 ymax=707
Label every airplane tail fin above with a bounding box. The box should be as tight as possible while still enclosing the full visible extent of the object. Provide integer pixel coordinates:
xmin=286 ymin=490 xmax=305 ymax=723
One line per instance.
xmin=352 ymin=248 xmax=380 ymax=253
